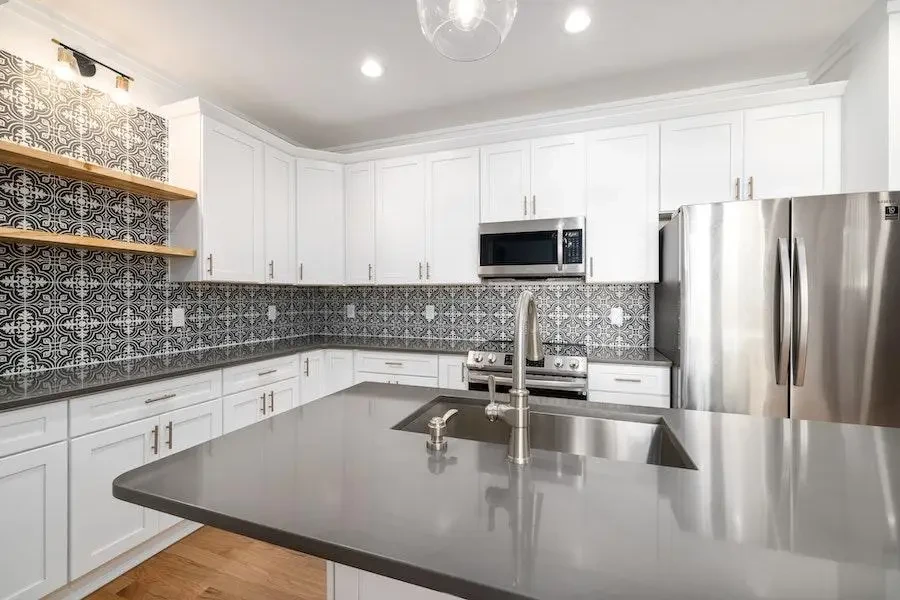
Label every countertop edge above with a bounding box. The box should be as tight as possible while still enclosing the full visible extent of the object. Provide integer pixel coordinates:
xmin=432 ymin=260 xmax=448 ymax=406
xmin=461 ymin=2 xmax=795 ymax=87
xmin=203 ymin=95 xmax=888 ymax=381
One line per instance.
xmin=111 ymin=480 xmax=533 ymax=600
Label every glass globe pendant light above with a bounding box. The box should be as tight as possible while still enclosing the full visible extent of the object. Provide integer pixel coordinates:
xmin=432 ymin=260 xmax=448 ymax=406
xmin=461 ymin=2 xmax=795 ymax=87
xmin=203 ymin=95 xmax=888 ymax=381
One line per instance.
xmin=417 ymin=0 xmax=518 ymax=62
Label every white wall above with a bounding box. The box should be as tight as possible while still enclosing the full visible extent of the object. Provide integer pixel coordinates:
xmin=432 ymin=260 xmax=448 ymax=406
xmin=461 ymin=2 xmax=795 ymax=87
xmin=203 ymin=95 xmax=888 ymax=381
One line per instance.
xmin=889 ymin=10 xmax=900 ymax=188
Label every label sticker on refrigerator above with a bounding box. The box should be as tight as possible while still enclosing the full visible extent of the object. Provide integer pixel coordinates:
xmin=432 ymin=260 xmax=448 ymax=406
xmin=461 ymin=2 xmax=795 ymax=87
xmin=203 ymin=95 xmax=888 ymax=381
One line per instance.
xmin=886 ymin=205 xmax=899 ymax=221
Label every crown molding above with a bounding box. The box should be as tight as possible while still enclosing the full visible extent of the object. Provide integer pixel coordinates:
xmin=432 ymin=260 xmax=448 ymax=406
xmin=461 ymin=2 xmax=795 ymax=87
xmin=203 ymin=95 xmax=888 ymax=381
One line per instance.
xmin=887 ymin=0 xmax=900 ymax=14
xmin=809 ymin=0 xmax=890 ymax=83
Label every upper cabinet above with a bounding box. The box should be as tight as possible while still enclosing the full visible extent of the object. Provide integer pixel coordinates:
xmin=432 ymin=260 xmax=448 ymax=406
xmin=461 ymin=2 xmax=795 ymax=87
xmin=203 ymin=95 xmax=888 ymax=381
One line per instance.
xmin=586 ymin=124 xmax=660 ymax=283
xmin=743 ymin=98 xmax=841 ymax=200
xmin=480 ymin=134 xmax=586 ymax=223
xmin=345 ymin=162 xmax=377 ymax=285
xmin=263 ymin=147 xmax=297 ymax=284
xmin=659 ymin=98 xmax=841 ymax=212
xmin=375 ymin=156 xmax=427 ymax=284
xmin=660 ymin=111 xmax=744 ymax=212
xmin=297 ymin=159 xmax=345 ymax=285
xmin=425 ymin=148 xmax=480 ymax=284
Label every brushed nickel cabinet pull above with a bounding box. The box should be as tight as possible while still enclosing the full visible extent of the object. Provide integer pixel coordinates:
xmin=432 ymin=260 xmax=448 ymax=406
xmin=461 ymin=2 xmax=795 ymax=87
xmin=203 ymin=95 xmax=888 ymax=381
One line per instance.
xmin=747 ymin=176 xmax=754 ymax=200
xmin=269 ymin=260 xmax=274 ymax=279
xmin=145 ymin=393 xmax=177 ymax=404
xmin=165 ymin=421 xmax=173 ymax=450
xmin=418 ymin=262 xmax=423 ymax=280
xmin=304 ymin=357 xmax=310 ymax=376
xmin=426 ymin=262 xmax=430 ymax=280
xmin=368 ymin=264 xmax=372 ymax=281
xmin=150 ymin=424 xmax=159 ymax=455
xmin=268 ymin=391 xmax=275 ymax=413
xmin=299 ymin=263 xmax=304 ymax=281
xmin=207 ymin=254 xmax=214 ymax=276
xmin=590 ymin=256 xmax=594 ymax=278
xmin=734 ymin=177 xmax=741 ymax=201
xmin=532 ymin=195 xmax=536 ymax=215
xmin=614 ymin=377 xmax=642 ymax=383
xmin=258 ymin=369 xmax=278 ymax=376
xmin=385 ymin=361 xmax=404 ymax=367
xmin=460 ymin=362 xmax=465 ymax=383
xmin=523 ymin=195 xmax=527 ymax=216
xmin=260 ymin=393 xmax=267 ymax=415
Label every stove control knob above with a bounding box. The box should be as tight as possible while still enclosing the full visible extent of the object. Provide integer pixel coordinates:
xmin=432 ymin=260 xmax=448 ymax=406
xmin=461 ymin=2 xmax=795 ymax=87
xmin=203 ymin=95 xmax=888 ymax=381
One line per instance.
xmin=474 ymin=353 xmax=483 ymax=363
xmin=487 ymin=353 xmax=496 ymax=364
xmin=570 ymin=360 xmax=580 ymax=369
xmin=554 ymin=358 xmax=564 ymax=368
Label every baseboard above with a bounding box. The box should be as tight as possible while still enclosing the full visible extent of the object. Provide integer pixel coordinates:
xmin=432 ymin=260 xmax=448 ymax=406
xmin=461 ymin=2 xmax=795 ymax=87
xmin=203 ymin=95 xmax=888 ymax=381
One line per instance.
xmin=44 ymin=520 xmax=202 ymax=600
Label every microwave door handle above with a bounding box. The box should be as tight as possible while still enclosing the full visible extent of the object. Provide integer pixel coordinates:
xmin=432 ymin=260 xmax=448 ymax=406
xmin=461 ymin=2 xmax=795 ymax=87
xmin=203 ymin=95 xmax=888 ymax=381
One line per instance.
xmin=557 ymin=224 xmax=564 ymax=272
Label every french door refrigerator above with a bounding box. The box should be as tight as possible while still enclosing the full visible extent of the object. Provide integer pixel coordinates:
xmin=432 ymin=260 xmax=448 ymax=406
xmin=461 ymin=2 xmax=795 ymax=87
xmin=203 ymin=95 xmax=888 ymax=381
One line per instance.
xmin=656 ymin=192 xmax=900 ymax=426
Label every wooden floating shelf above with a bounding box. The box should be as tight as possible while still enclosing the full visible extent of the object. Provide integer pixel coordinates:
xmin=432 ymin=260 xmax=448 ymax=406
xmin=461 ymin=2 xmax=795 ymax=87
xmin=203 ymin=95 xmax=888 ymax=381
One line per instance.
xmin=0 ymin=227 xmax=197 ymax=258
xmin=0 ymin=140 xmax=196 ymax=201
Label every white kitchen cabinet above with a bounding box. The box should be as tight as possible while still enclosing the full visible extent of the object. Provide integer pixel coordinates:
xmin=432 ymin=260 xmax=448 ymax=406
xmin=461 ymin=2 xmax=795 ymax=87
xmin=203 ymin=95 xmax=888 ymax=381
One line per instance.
xmin=0 ymin=442 xmax=67 ymax=600
xmin=345 ymin=162 xmax=377 ymax=284
xmin=586 ymin=124 xmax=660 ymax=283
xmin=268 ymin=377 xmax=300 ymax=416
xmin=530 ymin=133 xmax=586 ymax=219
xmin=70 ymin=417 xmax=161 ymax=578
xmin=299 ymin=350 xmax=327 ymax=404
xmin=425 ymin=148 xmax=480 ymax=284
xmin=223 ymin=387 xmax=267 ymax=433
xmin=375 ymin=156 xmax=427 ymax=284
xmin=660 ymin=111 xmax=744 ymax=212
xmin=743 ymin=98 xmax=841 ymax=200
xmin=438 ymin=355 xmax=469 ymax=390
xmin=324 ymin=349 xmax=355 ymax=395
xmin=157 ymin=399 xmax=223 ymax=530
xmin=298 ymin=159 xmax=345 ymax=285
xmin=587 ymin=363 xmax=670 ymax=408
xmin=480 ymin=140 xmax=530 ymax=222
xmin=332 ymin=563 xmax=457 ymax=600
xmin=263 ymin=146 xmax=297 ymax=284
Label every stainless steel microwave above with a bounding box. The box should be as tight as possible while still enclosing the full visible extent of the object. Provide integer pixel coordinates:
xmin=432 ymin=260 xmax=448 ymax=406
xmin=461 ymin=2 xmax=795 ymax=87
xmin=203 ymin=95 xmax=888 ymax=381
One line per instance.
xmin=478 ymin=217 xmax=586 ymax=278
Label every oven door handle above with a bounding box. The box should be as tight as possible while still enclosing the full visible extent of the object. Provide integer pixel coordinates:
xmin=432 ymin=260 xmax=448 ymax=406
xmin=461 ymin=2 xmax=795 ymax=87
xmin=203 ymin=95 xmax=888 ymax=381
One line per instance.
xmin=468 ymin=372 xmax=587 ymax=392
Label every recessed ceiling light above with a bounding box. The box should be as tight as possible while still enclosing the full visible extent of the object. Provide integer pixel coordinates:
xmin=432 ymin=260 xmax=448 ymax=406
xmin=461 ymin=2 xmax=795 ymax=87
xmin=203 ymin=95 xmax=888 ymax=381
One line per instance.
xmin=361 ymin=58 xmax=384 ymax=78
xmin=565 ymin=7 xmax=591 ymax=34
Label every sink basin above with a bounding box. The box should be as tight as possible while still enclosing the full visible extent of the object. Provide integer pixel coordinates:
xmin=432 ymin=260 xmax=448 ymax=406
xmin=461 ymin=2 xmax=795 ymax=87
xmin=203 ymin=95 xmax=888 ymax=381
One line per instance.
xmin=393 ymin=396 xmax=696 ymax=470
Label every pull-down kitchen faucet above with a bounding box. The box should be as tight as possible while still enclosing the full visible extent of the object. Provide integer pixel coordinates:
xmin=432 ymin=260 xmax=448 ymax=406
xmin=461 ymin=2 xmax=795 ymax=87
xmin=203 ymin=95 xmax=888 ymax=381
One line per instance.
xmin=485 ymin=290 xmax=543 ymax=465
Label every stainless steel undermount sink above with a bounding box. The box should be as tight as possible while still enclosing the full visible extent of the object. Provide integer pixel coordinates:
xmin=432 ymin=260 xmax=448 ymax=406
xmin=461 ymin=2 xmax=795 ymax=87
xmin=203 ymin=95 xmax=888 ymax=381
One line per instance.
xmin=393 ymin=396 xmax=696 ymax=470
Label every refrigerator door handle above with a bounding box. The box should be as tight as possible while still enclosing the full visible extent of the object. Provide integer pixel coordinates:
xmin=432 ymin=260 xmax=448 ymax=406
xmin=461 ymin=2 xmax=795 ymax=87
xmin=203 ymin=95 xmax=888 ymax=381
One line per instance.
xmin=793 ymin=237 xmax=810 ymax=387
xmin=776 ymin=238 xmax=792 ymax=385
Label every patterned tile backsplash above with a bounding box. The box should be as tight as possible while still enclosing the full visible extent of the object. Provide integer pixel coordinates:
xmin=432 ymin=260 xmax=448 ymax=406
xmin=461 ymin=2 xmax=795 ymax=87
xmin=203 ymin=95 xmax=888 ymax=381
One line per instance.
xmin=0 ymin=48 xmax=652 ymax=376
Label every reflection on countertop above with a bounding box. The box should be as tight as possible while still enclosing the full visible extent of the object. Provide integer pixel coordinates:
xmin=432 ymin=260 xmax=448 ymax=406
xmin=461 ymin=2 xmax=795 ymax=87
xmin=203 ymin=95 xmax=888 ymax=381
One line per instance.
xmin=114 ymin=383 xmax=900 ymax=600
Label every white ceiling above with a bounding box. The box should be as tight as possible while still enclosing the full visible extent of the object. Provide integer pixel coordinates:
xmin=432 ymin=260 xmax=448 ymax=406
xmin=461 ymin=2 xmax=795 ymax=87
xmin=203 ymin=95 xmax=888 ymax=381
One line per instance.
xmin=34 ymin=0 xmax=871 ymax=149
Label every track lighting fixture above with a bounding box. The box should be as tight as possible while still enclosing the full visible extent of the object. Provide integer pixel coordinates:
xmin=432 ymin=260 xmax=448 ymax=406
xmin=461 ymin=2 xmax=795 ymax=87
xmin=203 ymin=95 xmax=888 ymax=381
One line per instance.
xmin=54 ymin=46 xmax=77 ymax=81
xmin=112 ymin=75 xmax=131 ymax=105
xmin=50 ymin=38 xmax=134 ymax=104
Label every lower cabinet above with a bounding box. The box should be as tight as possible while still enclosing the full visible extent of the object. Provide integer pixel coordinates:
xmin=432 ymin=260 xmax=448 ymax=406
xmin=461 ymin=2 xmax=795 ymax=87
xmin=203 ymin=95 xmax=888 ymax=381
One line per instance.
xmin=354 ymin=351 xmax=439 ymax=387
xmin=70 ymin=399 xmax=224 ymax=577
xmin=223 ymin=378 xmax=300 ymax=434
xmin=438 ymin=354 xmax=468 ymax=390
xmin=0 ymin=442 xmax=67 ymax=600
xmin=333 ymin=563 xmax=458 ymax=600
xmin=299 ymin=350 xmax=327 ymax=404
xmin=587 ymin=364 xmax=671 ymax=408
xmin=324 ymin=349 xmax=355 ymax=395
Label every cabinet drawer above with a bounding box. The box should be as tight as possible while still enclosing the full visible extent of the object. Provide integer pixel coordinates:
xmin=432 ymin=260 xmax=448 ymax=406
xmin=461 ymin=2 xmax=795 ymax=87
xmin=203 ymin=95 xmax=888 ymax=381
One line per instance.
xmin=70 ymin=371 xmax=222 ymax=437
xmin=588 ymin=390 xmax=670 ymax=408
xmin=0 ymin=401 xmax=67 ymax=458
xmin=354 ymin=351 xmax=438 ymax=378
xmin=356 ymin=372 xmax=438 ymax=388
xmin=588 ymin=363 xmax=670 ymax=396
xmin=222 ymin=355 xmax=300 ymax=395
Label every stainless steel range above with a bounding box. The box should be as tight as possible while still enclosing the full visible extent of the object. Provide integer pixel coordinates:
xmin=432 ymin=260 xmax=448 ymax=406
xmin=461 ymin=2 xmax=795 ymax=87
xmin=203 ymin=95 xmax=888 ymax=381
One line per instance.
xmin=466 ymin=341 xmax=588 ymax=399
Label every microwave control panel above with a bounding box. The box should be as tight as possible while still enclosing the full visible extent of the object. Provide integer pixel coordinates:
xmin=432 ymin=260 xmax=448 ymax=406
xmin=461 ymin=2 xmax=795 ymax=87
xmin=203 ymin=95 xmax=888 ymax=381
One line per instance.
xmin=563 ymin=230 xmax=583 ymax=264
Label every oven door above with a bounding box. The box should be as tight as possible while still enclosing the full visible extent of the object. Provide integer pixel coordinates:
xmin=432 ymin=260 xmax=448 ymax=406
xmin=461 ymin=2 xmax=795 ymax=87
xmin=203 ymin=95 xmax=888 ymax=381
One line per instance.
xmin=468 ymin=371 xmax=588 ymax=400
xmin=479 ymin=217 xmax=585 ymax=278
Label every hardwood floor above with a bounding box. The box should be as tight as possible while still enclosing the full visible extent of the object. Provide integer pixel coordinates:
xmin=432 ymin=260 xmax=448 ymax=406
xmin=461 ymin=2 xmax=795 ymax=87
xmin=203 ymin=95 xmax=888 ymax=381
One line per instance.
xmin=87 ymin=526 xmax=327 ymax=600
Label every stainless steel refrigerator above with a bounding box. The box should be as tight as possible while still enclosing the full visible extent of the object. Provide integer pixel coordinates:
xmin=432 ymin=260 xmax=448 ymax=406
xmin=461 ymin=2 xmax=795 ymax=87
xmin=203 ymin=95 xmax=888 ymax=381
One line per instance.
xmin=656 ymin=192 xmax=900 ymax=426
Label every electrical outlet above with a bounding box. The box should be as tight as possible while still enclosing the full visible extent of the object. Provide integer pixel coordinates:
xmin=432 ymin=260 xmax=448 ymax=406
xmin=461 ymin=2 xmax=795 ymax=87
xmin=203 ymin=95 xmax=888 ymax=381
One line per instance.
xmin=171 ymin=307 xmax=185 ymax=328
xmin=424 ymin=304 xmax=436 ymax=322
xmin=609 ymin=307 xmax=624 ymax=327
xmin=346 ymin=304 xmax=356 ymax=319
xmin=268 ymin=305 xmax=278 ymax=321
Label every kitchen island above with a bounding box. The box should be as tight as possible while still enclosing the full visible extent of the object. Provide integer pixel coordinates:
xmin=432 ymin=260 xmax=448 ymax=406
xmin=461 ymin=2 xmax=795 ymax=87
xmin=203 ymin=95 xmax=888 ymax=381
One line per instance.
xmin=113 ymin=383 xmax=900 ymax=600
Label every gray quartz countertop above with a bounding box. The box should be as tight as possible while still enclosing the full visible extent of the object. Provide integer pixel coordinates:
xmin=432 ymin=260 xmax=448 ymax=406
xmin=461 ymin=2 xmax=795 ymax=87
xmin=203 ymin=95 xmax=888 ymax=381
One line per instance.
xmin=586 ymin=346 xmax=671 ymax=366
xmin=0 ymin=336 xmax=667 ymax=412
xmin=114 ymin=383 xmax=900 ymax=600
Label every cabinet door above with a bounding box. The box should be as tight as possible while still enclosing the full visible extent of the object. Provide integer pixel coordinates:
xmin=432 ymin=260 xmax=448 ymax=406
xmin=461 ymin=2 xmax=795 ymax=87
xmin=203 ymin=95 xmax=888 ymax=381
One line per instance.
xmin=530 ymin=134 xmax=586 ymax=219
xmin=345 ymin=162 xmax=377 ymax=284
xmin=325 ymin=349 xmax=355 ymax=395
xmin=586 ymin=124 xmax=660 ymax=283
xmin=438 ymin=355 xmax=469 ymax=390
xmin=480 ymin=140 xmax=530 ymax=222
xmin=298 ymin=159 xmax=346 ymax=285
xmin=158 ymin=399 xmax=223 ymax=530
xmin=744 ymin=98 xmax=841 ymax=200
xmin=660 ymin=111 xmax=743 ymax=211
xmin=202 ymin=118 xmax=265 ymax=282
xmin=425 ymin=149 xmax=480 ymax=284
xmin=375 ymin=157 xmax=426 ymax=284
xmin=263 ymin=147 xmax=297 ymax=284
xmin=299 ymin=350 xmax=326 ymax=404
xmin=70 ymin=417 xmax=159 ymax=579
xmin=268 ymin=377 xmax=300 ymax=416
xmin=223 ymin=388 xmax=265 ymax=433
xmin=0 ymin=442 xmax=67 ymax=600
